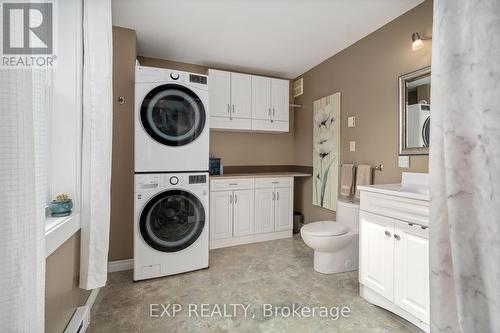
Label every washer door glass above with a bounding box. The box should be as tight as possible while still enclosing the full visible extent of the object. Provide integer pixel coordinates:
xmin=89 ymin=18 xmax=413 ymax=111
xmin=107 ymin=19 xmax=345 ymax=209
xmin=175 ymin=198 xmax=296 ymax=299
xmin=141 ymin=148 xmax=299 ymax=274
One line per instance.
xmin=140 ymin=84 xmax=206 ymax=146
xmin=140 ymin=190 xmax=205 ymax=252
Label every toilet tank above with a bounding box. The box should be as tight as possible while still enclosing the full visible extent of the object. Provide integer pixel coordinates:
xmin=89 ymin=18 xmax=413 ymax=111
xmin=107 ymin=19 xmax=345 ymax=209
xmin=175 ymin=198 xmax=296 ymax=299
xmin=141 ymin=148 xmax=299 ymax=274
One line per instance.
xmin=336 ymin=199 xmax=360 ymax=233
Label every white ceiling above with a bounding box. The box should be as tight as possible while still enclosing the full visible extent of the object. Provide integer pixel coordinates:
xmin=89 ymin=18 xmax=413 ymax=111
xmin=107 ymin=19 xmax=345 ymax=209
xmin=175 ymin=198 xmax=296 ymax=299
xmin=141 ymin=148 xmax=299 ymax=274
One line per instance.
xmin=112 ymin=0 xmax=424 ymax=79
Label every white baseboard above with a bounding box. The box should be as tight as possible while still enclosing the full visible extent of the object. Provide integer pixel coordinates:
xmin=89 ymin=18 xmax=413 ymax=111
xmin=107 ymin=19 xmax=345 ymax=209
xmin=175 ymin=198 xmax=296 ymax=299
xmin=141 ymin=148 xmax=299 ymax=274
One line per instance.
xmin=84 ymin=287 xmax=100 ymax=309
xmin=210 ymin=230 xmax=292 ymax=249
xmin=108 ymin=259 xmax=133 ymax=272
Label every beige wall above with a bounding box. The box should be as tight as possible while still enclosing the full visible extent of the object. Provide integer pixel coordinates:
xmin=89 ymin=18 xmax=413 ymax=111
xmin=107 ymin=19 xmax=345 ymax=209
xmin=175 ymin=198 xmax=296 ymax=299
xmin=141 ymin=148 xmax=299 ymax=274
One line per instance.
xmin=109 ymin=27 xmax=137 ymax=261
xmin=138 ymin=56 xmax=296 ymax=166
xmin=293 ymin=1 xmax=432 ymax=222
xmin=45 ymin=232 xmax=90 ymax=333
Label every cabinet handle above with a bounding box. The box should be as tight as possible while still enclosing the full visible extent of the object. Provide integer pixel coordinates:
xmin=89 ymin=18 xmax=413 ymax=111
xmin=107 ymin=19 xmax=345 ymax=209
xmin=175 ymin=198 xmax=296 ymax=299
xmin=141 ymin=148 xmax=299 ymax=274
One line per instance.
xmin=394 ymin=234 xmax=401 ymax=240
xmin=118 ymin=96 xmax=125 ymax=104
xmin=385 ymin=230 xmax=391 ymax=237
xmin=228 ymin=104 xmax=230 ymax=113
xmin=229 ymin=194 xmax=233 ymax=203
xmin=268 ymin=107 xmax=271 ymax=116
xmin=232 ymin=104 xmax=235 ymax=113
xmin=276 ymin=192 xmax=279 ymax=200
xmin=234 ymin=194 xmax=237 ymax=203
xmin=408 ymin=223 xmax=414 ymax=226
xmin=421 ymin=226 xmax=428 ymax=230
xmin=273 ymin=107 xmax=275 ymax=116
xmin=272 ymin=192 xmax=275 ymax=200
xmin=229 ymin=183 xmax=238 ymax=186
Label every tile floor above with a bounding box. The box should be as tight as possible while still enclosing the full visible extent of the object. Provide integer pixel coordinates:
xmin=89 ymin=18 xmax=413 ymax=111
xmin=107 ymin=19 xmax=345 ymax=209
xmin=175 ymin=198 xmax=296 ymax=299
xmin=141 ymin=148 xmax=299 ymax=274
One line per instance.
xmin=88 ymin=235 xmax=423 ymax=333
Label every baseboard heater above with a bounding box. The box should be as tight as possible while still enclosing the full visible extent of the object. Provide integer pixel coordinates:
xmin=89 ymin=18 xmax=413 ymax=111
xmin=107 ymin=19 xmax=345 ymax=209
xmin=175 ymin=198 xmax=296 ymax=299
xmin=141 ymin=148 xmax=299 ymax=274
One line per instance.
xmin=64 ymin=306 xmax=90 ymax=333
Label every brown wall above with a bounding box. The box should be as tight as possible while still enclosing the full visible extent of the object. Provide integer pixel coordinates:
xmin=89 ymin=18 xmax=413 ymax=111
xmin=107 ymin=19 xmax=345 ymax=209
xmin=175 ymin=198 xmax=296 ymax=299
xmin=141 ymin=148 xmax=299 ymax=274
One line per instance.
xmin=293 ymin=1 xmax=432 ymax=222
xmin=109 ymin=27 xmax=137 ymax=261
xmin=45 ymin=232 xmax=90 ymax=333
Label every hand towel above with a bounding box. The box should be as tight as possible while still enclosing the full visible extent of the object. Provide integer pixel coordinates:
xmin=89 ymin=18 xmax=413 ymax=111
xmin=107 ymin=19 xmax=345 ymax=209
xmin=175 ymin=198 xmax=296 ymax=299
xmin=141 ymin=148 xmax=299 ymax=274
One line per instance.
xmin=340 ymin=164 xmax=354 ymax=197
xmin=355 ymin=164 xmax=373 ymax=199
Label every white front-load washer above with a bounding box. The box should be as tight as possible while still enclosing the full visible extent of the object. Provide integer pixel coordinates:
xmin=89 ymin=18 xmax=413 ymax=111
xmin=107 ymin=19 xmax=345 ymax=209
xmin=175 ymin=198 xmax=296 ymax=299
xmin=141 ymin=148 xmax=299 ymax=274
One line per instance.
xmin=134 ymin=172 xmax=209 ymax=281
xmin=135 ymin=66 xmax=209 ymax=173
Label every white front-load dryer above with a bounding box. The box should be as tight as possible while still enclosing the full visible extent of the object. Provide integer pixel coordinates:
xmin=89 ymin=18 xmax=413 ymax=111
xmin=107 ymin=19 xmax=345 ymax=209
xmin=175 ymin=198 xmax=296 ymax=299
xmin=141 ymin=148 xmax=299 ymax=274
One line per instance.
xmin=135 ymin=66 xmax=209 ymax=173
xmin=134 ymin=172 xmax=209 ymax=281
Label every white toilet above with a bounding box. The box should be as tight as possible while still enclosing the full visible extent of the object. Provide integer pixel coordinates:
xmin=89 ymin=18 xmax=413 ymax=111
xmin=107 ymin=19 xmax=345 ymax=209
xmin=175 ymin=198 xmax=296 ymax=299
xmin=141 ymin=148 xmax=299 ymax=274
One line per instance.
xmin=301 ymin=199 xmax=360 ymax=274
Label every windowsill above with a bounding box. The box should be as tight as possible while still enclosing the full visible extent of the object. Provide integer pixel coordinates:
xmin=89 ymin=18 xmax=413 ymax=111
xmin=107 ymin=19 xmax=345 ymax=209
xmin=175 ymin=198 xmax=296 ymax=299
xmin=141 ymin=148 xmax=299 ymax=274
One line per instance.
xmin=45 ymin=213 xmax=81 ymax=258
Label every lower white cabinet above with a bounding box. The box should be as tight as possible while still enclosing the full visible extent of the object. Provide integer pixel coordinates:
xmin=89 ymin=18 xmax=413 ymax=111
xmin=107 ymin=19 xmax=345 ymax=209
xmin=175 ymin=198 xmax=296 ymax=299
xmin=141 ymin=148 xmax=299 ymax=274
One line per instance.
xmin=210 ymin=177 xmax=293 ymax=249
xmin=359 ymin=193 xmax=430 ymax=333
xmin=394 ymin=222 xmax=430 ymax=324
xmin=254 ymin=188 xmax=275 ymax=234
xmin=232 ymin=189 xmax=254 ymax=237
xmin=210 ymin=189 xmax=254 ymax=240
xmin=359 ymin=211 xmax=395 ymax=300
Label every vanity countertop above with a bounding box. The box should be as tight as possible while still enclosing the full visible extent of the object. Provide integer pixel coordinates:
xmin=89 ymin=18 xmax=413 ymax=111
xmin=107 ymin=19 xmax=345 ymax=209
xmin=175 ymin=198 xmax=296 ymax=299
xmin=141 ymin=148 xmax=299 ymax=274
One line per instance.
xmin=357 ymin=183 xmax=429 ymax=201
xmin=210 ymin=171 xmax=312 ymax=179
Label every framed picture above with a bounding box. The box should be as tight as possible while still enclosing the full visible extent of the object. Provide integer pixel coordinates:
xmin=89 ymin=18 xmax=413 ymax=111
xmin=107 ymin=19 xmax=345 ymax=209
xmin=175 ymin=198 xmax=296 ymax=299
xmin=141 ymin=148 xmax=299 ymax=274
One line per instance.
xmin=312 ymin=92 xmax=341 ymax=211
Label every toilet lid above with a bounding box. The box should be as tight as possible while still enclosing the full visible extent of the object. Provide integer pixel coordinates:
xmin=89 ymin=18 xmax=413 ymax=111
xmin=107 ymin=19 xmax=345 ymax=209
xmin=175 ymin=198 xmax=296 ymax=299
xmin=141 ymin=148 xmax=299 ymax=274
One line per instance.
xmin=301 ymin=221 xmax=349 ymax=236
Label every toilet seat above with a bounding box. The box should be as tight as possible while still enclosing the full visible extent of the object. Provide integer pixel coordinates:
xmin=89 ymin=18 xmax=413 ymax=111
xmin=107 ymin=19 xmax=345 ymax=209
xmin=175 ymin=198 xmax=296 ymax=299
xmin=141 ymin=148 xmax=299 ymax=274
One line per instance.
xmin=301 ymin=221 xmax=348 ymax=237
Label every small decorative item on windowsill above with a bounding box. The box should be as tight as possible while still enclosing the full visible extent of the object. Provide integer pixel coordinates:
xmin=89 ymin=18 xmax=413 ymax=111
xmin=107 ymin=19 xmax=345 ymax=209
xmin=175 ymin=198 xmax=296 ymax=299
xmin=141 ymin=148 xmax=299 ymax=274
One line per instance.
xmin=49 ymin=193 xmax=73 ymax=217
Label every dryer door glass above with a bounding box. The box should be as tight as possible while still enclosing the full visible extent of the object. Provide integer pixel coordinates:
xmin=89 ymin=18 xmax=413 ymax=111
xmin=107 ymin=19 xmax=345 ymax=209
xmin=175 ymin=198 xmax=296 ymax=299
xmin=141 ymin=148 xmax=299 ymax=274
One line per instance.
xmin=140 ymin=84 xmax=206 ymax=146
xmin=140 ymin=190 xmax=205 ymax=252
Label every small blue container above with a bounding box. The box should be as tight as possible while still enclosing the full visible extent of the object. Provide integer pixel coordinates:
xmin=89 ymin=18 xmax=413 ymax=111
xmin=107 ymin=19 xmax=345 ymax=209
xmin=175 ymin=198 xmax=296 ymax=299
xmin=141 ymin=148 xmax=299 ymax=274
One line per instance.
xmin=49 ymin=200 xmax=73 ymax=217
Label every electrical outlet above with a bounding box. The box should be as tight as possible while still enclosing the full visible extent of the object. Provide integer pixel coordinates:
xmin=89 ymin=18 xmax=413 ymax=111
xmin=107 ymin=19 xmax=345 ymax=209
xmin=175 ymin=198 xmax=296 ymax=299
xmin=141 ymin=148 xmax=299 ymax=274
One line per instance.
xmin=347 ymin=116 xmax=356 ymax=128
xmin=398 ymin=156 xmax=410 ymax=168
xmin=350 ymin=141 xmax=356 ymax=152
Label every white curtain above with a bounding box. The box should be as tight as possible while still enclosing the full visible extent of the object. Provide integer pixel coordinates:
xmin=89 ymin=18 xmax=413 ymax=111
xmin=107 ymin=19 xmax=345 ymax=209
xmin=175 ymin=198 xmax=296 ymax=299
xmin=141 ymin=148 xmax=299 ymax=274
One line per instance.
xmin=430 ymin=1 xmax=500 ymax=332
xmin=80 ymin=0 xmax=113 ymax=290
xmin=0 ymin=69 xmax=48 ymax=330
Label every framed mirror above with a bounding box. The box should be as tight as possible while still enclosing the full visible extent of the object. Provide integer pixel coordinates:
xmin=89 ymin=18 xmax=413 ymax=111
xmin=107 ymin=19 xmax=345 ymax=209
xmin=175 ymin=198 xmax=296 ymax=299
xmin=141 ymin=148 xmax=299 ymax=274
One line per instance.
xmin=399 ymin=66 xmax=431 ymax=155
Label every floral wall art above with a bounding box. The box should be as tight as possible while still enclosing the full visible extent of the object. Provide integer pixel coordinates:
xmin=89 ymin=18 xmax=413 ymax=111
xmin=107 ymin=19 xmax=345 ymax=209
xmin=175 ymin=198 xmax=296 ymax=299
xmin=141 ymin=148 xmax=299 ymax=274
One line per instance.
xmin=313 ymin=93 xmax=341 ymax=211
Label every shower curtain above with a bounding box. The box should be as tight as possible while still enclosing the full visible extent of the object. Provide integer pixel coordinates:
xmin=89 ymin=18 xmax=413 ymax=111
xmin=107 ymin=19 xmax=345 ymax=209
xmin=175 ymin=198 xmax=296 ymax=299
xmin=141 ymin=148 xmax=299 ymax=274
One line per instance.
xmin=0 ymin=69 xmax=47 ymax=331
xmin=80 ymin=0 xmax=113 ymax=290
xmin=430 ymin=1 xmax=500 ymax=332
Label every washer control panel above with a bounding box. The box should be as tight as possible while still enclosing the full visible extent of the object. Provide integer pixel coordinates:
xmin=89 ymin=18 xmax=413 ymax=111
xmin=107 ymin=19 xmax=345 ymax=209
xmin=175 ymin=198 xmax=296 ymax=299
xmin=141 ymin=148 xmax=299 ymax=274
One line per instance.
xmin=169 ymin=176 xmax=179 ymax=185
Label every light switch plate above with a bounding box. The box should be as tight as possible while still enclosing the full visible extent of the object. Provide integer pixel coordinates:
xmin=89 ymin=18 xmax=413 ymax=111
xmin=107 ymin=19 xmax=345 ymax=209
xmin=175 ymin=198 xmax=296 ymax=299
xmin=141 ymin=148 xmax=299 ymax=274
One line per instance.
xmin=350 ymin=141 xmax=356 ymax=152
xmin=398 ymin=156 xmax=410 ymax=168
xmin=347 ymin=116 xmax=356 ymax=128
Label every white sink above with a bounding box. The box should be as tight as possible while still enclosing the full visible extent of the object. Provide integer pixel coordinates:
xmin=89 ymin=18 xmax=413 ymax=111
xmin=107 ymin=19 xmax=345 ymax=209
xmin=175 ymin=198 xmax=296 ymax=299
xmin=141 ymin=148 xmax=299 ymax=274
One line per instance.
xmin=357 ymin=172 xmax=429 ymax=201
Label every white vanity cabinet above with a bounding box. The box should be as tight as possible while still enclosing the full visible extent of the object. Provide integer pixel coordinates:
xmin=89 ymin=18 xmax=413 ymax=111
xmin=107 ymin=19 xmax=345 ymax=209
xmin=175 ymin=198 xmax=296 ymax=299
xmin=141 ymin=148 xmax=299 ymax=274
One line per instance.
xmin=208 ymin=68 xmax=289 ymax=132
xmin=209 ymin=176 xmax=293 ymax=249
xmin=359 ymin=188 xmax=430 ymax=333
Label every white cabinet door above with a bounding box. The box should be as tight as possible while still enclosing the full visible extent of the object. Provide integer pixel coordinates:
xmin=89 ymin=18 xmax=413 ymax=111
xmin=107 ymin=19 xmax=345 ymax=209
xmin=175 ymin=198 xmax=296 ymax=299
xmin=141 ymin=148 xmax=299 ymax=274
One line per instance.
xmin=251 ymin=76 xmax=271 ymax=120
xmin=254 ymin=188 xmax=275 ymax=234
xmin=359 ymin=211 xmax=395 ymax=301
xmin=209 ymin=190 xmax=233 ymax=240
xmin=230 ymin=73 xmax=252 ymax=119
xmin=394 ymin=222 xmax=430 ymax=324
xmin=209 ymin=69 xmax=231 ymax=118
xmin=233 ymin=189 xmax=255 ymax=236
xmin=271 ymin=79 xmax=289 ymax=121
xmin=274 ymin=187 xmax=293 ymax=231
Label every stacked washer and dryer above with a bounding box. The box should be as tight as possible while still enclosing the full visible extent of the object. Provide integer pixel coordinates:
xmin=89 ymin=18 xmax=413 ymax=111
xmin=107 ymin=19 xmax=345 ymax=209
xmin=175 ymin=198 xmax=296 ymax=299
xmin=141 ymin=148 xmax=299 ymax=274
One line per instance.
xmin=134 ymin=66 xmax=210 ymax=281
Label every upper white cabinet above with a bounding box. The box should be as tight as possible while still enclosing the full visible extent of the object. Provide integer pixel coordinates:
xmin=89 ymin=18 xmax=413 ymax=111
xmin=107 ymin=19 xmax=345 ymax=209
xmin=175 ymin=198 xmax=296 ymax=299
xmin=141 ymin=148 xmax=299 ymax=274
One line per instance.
xmin=209 ymin=69 xmax=289 ymax=132
xmin=209 ymin=69 xmax=252 ymax=130
xmin=251 ymin=76 xmax=271 ymax=120
xmin=209 ymin=69 xmax=231 ymax=118
xmin=251 ymin=76 xmax=289 ymax=132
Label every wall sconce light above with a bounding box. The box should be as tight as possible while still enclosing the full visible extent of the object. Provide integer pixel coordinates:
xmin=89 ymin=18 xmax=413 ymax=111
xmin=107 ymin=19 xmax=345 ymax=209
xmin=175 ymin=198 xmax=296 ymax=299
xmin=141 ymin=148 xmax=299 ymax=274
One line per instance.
xmin=411 ymin=32 xmax=431 ymax=51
